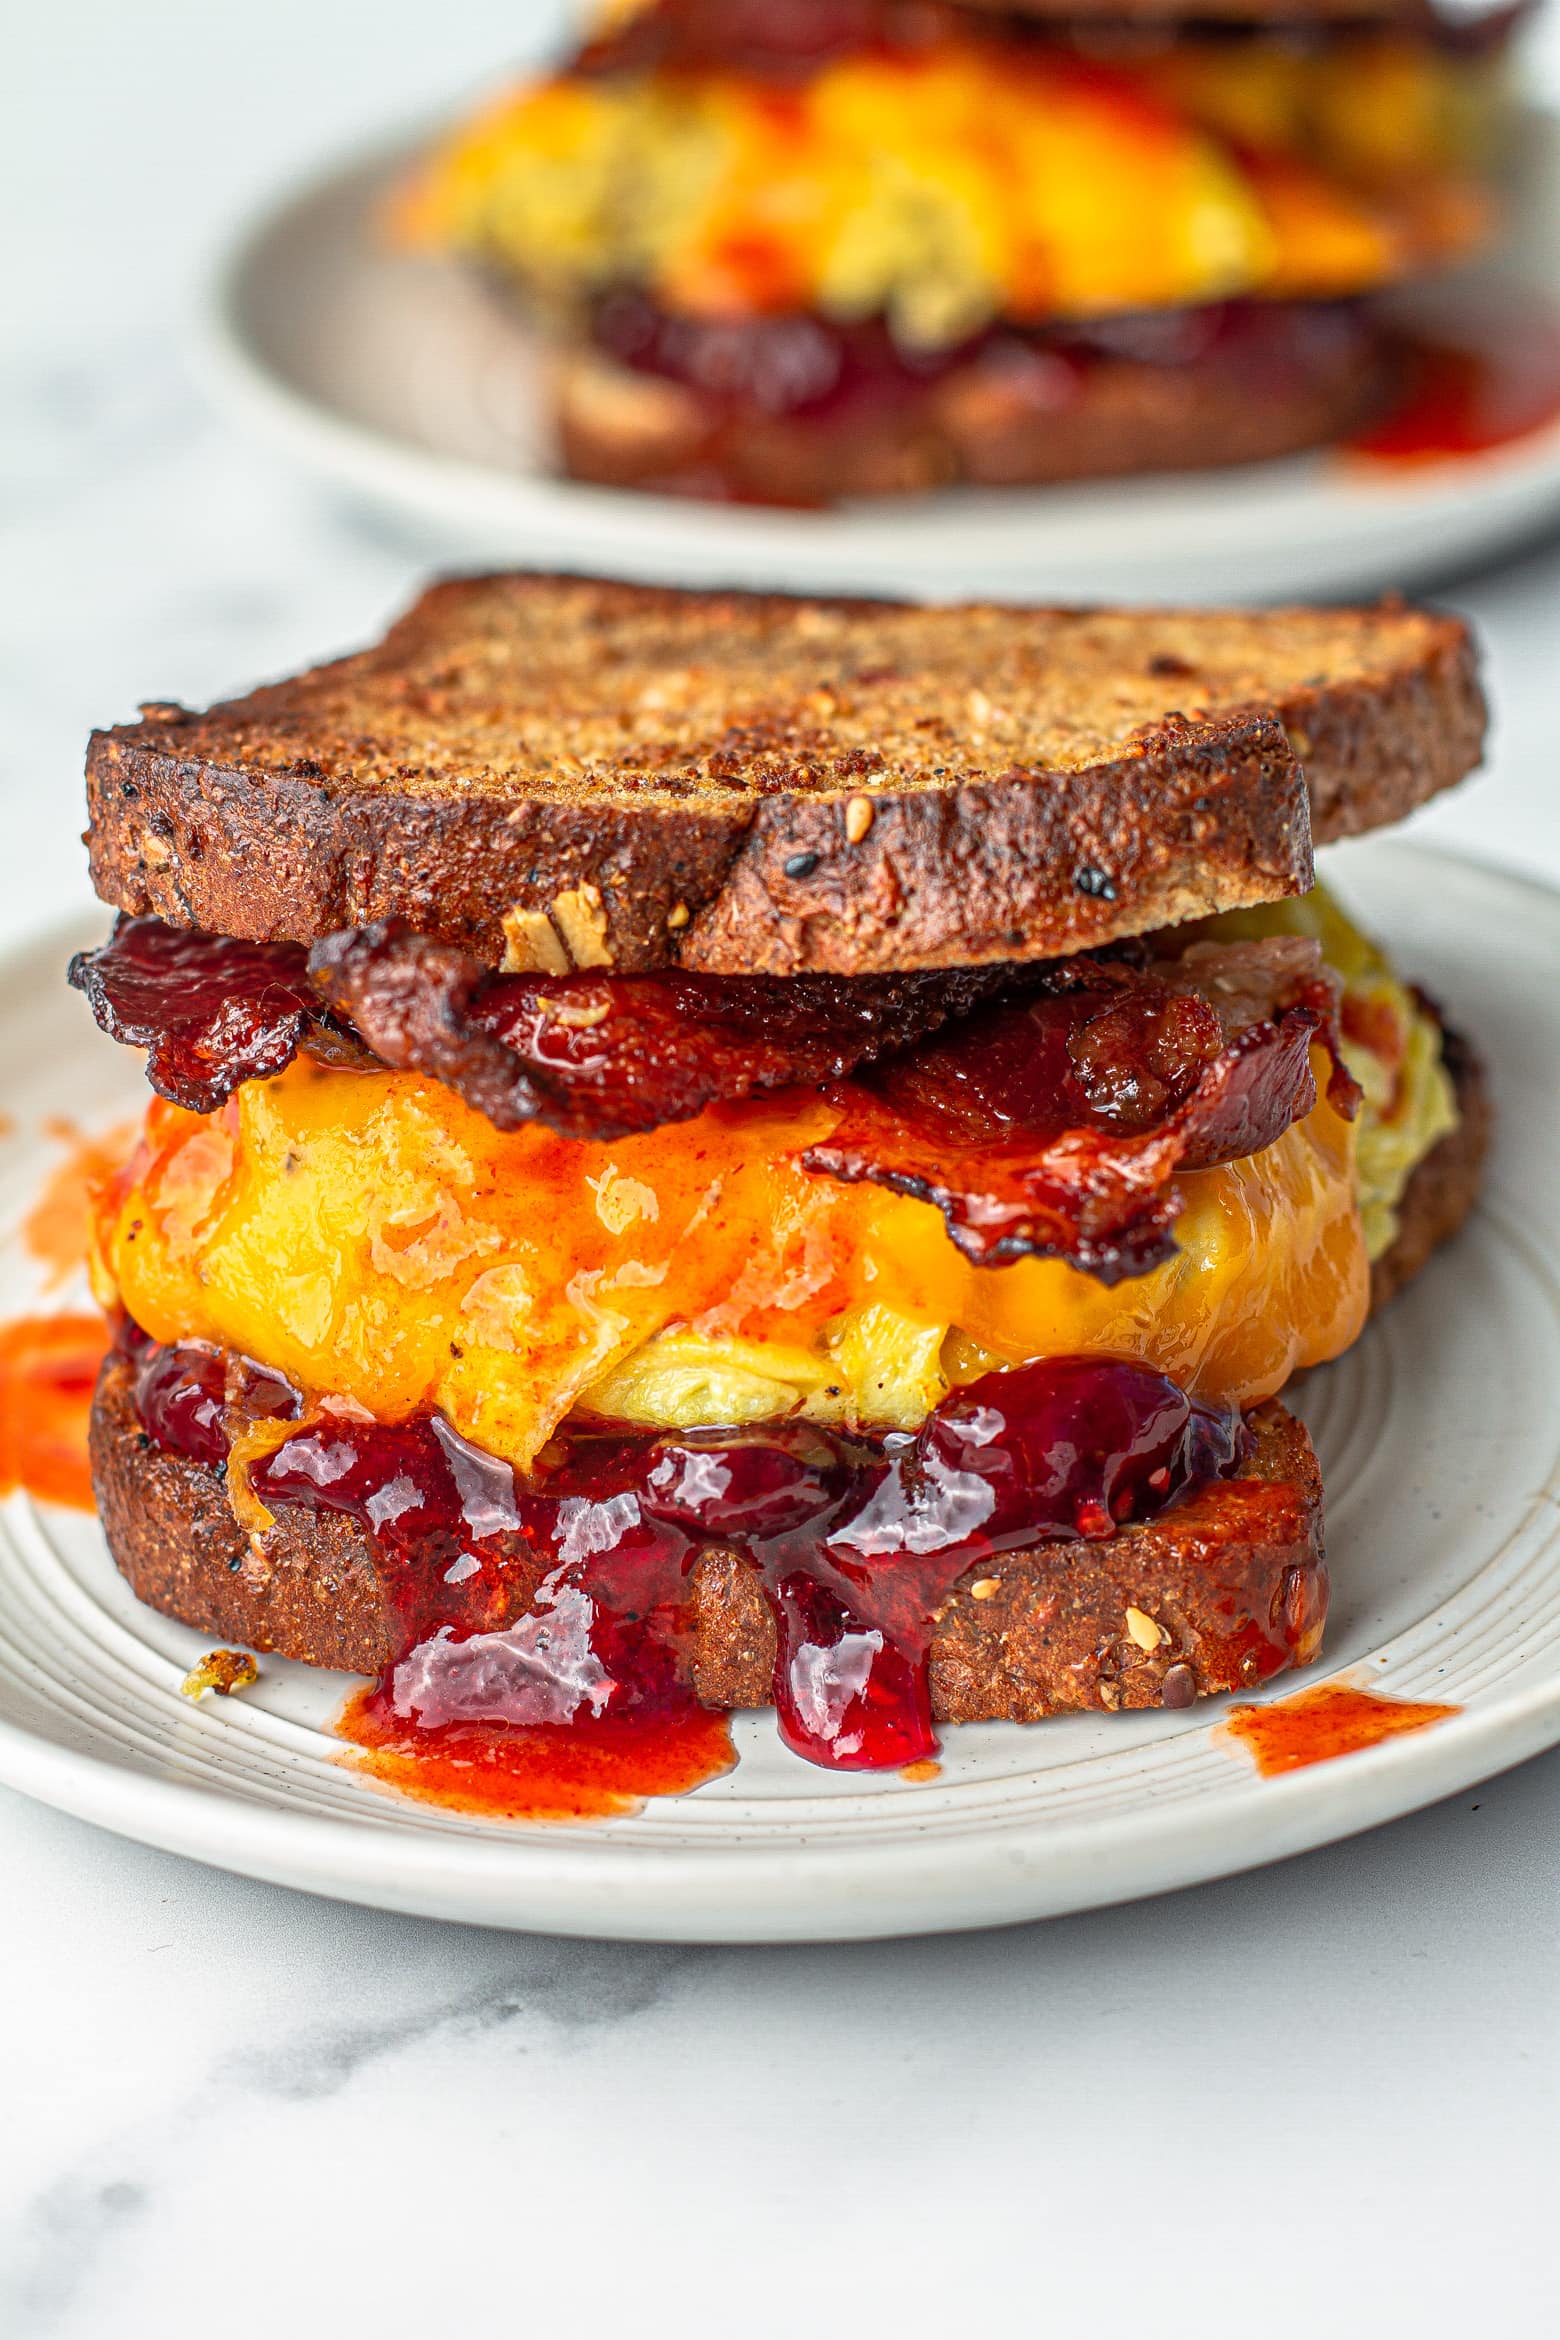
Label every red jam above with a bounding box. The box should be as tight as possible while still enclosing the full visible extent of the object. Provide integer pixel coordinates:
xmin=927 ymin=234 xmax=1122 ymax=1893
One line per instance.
xmin=1223 ymin=1679 xmax=1460 ymax=1774
xmin=588 ymin=291 xmax=1376 ymax=431
xmin=125 ymin=1323 xmax=299 ymax=1466
xmin=128 ymin=1327 xmax=1244 ymax=1783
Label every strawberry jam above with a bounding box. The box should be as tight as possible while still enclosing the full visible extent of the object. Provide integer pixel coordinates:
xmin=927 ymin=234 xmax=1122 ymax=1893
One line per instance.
xmin=127 ymin=1327 xmax=1244 ymax=1779
xmin=586 ymin=291 xmax=1378 ymax=435
xmin=127 ymin=1326 xmax=300 ymax=1467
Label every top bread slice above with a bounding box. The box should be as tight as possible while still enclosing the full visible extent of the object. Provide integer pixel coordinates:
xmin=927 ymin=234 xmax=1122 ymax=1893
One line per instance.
xmin=947 ymin=0 xmax=1459 ymax=25
xmin=85 ymin=576 xmax=1483 ymax=978
xmin=591 ymin=1 xmax=1461 ymax=51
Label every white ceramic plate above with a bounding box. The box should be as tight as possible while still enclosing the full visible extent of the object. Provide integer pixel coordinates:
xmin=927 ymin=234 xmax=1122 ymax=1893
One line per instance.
xmin=200 ymin=112 xmax=1560 ymax=603
xmin=1 ymin=841 xmax=1557 ymax=1939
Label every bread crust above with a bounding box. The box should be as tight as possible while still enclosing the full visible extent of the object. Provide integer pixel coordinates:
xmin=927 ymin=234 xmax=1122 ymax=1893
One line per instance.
xmin=85 ymin=579 xmax=1483 ymax=977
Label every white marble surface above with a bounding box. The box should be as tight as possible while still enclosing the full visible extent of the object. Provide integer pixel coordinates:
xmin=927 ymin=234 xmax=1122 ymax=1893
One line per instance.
xmin=4 ymin=7 xmax=1559 ymax=2333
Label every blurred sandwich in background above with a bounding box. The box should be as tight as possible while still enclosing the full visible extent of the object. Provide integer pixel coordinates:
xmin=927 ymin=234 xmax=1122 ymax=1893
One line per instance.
xmin=391 ymin=0 xmax=1526 ymax=503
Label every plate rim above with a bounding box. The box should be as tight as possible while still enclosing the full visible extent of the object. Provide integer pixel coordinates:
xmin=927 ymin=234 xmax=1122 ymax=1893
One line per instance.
xmin=2 ymin=838 xmax=1558 ymax=1941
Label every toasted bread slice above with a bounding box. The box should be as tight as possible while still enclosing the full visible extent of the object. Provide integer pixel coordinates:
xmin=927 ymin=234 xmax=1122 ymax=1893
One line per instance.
xmin=85 ymin=579 xmax=1482 ymax=978
xmin=86 ymin=1028 xmax=1485 ymax=1712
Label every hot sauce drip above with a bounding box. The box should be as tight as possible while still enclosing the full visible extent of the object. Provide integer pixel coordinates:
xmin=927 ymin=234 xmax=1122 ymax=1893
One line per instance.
xmin=1223 ymin=1678 xmax=1460 ymax=1774
xmin=128 ymin=1327 xmax=1246 ymax=1789
xmin=0 ymin=1314 xmax=111 ymax=1510
xmin=336 ymin=1690 xmax=738 ymax=1821
xmin=1349 ymin=292 xmax=1560 ymax=465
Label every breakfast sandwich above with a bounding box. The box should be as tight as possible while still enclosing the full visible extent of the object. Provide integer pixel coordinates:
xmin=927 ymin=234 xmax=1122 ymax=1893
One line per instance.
xmin=392 ymin=0 xmax=1518 ymax=502
xmin=71 ymin=577 xmax=1488 ymax=1784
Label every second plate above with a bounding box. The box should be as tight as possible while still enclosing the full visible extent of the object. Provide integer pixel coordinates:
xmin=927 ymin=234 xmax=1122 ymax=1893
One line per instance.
xmin=202 ymin=115 xmax=1560 ymax=602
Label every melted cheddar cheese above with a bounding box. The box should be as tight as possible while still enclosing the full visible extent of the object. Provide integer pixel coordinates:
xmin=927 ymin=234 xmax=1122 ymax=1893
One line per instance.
xmin=95 ymin=1061 xmax=1366 ymax=1474
xmin=396 ymin=32 xmax=1499 ymax=347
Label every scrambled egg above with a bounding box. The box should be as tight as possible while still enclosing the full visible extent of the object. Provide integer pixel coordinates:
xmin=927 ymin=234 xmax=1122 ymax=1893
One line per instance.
xmin=397 ymin=32 xmax=1498 ymax=346
xmin=1193 ymin=882 xmax=1458 ymax=1260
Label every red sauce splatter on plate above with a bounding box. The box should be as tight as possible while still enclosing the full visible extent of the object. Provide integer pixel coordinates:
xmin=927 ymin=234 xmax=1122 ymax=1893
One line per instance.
xmin=336 ymin=1684 xmax=736 ymax=1822
xmin=0 ymin=1313 xmax=110 ymax=1509
xmin=1223 ymin=1678 xmax=1460 ymax=1775
xmin=1348 ymin=291 xmax=1560 ymax=465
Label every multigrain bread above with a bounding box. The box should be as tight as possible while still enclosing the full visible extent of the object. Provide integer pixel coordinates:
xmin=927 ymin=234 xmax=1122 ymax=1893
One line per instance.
xmin=87 ymin=1032 xmax=1484 ymax=1703
xmin=86 ymin=578 xmax=1485 ymax=977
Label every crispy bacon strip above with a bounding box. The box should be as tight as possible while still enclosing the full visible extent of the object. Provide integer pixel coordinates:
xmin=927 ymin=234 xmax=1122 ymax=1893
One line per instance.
xmin=67 ymin=919 xmax=334 ymax=1114
xmin=309 ymin=921 xmax=1016 ymax=1143
xmin=69 ymin=913 xmax=1014 ymax=1139
xmin=800 ymin=938 xmax=1359 ymax=1283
